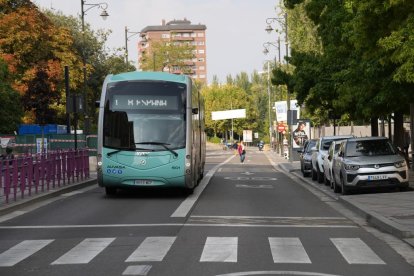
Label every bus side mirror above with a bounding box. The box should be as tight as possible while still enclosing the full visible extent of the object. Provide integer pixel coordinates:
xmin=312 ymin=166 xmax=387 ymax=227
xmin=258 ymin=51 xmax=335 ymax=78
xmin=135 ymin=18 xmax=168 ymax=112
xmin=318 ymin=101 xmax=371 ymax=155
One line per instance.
xmin=95 ymin=101 xmax=100 ymax=108
xmin=192 ymin=108 xmax=199 ymax=114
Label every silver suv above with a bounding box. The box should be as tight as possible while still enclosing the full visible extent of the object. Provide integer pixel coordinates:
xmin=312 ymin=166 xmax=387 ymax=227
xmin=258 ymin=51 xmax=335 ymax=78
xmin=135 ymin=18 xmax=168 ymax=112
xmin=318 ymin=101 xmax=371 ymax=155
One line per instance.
xmin=332 ymin=137 xmax=409 ymax=195
xmin=311 ymin=135 xmax=354 ymax=183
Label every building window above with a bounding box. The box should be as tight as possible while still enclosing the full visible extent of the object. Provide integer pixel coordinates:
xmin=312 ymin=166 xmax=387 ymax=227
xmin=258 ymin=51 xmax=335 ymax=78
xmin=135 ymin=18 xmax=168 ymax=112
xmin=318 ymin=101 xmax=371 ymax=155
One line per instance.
xmin=162 ymin=33 xmax=170 ymax=38
xmin=198 ymin=41 xmax=205 ymax=46
xmin=199 ymin=66 xmax=205 ymax=70
xmin=198 ymin=58 xmax=204 ymax=62
xmin=198 ymin=49 xmax=205 ymax=54
xmin=183 ymin=33 xmax=190 ymax=37
xmin=191 ymin=33 xmax=196 ymax=37
xmin=197 ymin=32 xmax=204 ymax=37
xmin=199 ymin=74 xmax=206 ymax=79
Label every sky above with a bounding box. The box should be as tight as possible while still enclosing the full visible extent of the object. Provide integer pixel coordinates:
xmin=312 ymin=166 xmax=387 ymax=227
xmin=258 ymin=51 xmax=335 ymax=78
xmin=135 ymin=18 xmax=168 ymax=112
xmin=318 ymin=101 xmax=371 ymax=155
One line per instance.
xmin=33 ymin=0 xmax=285 ymax=84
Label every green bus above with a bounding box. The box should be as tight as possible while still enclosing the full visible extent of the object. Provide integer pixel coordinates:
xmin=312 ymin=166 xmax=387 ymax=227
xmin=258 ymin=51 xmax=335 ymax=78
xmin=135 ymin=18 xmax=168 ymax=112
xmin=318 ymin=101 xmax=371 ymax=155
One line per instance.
xmin=96 ymin=72 xmax=206 ymax=195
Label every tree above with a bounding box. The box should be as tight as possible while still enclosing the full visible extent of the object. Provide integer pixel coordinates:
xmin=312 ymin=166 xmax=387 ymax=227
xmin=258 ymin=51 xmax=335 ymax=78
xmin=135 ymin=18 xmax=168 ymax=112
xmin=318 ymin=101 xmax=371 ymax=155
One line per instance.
xmin=140 ymin=40 xmax=195 ymax=73
xmin=0 ymin=58 xmax=22 ymax=133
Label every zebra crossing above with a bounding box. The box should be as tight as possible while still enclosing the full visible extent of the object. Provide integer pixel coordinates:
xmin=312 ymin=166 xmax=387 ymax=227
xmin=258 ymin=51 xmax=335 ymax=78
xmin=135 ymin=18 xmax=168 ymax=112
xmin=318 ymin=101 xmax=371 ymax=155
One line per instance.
xmin=0 ymin=236 xmax=386 ymax=267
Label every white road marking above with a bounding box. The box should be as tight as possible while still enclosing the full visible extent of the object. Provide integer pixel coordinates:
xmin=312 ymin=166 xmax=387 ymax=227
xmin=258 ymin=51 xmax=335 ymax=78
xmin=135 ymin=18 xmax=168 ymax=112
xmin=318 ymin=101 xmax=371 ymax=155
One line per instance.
xmin=126 ymin=237 xmax=176 ymax=262
xmin=235 ymin=184 xmax=273 ymax=189
xmin=0 ymin=240 xmax=53 ymax=267
xmin=122 ymin=265 xmax=152 ymax=275
xmin=331 ymin=238 xmax=385 ymax=264
xmin=200 ymin=237 xmax=238 ymax=262
xmin=0 ymin=211 xmax=27 ymax=223
xmin=215 ymin=271 xmax=342 ymax=276
xmin=51 ymin=238 xmax=115 ymax=265
xmin=61 ymin=191 xmax=84 ymax=197
xmin=269 ymin=237 xmax=311 ymax=263
xmin=171 ymin=154 xmax=235 ymax=217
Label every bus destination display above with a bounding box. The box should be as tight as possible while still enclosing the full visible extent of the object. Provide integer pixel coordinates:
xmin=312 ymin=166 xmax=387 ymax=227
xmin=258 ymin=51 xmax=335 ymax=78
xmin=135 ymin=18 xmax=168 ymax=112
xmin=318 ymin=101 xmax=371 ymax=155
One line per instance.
xmin=111 ymin=95 xmax=178 ymax=110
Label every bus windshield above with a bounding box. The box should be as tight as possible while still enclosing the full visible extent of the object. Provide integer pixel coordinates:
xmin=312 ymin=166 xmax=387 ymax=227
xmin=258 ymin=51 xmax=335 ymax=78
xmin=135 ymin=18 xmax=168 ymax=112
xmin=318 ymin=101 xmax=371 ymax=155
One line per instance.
xmin=103 ymin=80 xmax=186 ymax=151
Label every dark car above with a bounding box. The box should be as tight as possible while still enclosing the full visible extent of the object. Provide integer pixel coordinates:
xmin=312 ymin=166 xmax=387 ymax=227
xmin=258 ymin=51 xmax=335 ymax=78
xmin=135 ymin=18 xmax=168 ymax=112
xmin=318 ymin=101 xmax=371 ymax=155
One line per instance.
xmin=299 ymin=139 xmax=317 ymax=177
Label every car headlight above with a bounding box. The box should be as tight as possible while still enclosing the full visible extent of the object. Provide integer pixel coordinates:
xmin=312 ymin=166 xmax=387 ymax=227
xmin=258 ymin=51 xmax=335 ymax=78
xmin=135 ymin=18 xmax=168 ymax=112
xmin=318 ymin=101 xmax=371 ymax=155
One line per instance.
xmin=394 ymin=160 xmax=406 ymax=168
xmin=344 ymin=164 xmax=360 ymax=171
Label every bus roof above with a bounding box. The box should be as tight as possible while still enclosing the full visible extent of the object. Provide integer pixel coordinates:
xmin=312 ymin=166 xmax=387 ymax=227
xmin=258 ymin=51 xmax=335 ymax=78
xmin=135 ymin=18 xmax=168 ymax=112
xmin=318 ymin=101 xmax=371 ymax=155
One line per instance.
xmin=107 ymin=71 xmax=188 ymax=84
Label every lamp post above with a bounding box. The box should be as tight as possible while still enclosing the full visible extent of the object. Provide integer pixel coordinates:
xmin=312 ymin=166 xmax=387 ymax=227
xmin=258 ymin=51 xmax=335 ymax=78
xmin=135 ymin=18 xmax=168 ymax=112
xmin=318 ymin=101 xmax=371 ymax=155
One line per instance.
xmin=80 ymin=0 xmax=109 ymax=135
xmin=266 ymin=12 xmax=290 ymax=159
xmin=125 ymin=26 xmax=141 ymax=70
xmin=262 ymin=39 xmax=281 ymax=152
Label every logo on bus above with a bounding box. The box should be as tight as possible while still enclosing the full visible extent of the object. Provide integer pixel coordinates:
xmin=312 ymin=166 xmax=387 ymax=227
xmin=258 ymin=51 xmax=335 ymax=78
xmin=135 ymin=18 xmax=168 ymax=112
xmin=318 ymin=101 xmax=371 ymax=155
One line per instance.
xmin=136 ymin=152 xmax=149 ymax=156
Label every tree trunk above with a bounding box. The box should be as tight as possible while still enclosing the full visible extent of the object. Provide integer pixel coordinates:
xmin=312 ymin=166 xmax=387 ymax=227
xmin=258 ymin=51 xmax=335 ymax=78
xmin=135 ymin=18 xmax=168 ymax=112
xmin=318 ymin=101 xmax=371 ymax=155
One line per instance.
xmin=393 ymin=112 xmax=404 ymax=149
xmin=370 ymin=117 xmax=378 ymax=136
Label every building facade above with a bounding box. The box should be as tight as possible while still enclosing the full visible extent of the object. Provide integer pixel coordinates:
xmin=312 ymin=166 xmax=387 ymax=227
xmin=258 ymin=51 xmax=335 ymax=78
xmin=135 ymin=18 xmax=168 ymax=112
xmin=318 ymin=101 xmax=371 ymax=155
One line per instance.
xmin=138 ymin=18 xmax=207 ymax=84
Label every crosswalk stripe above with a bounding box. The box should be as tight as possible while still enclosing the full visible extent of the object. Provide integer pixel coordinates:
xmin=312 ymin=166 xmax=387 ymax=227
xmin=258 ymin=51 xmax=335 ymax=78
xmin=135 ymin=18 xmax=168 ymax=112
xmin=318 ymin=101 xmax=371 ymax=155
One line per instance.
xmin=331 ymin=238 xmax=385 ymax=264
xmin=51 ymin=238 xmax=115 ymax=265
xmin=0 ymin=240 xmax=53 ymax=267
xmin=200 ymin=237 xmax=238 ymax=262
xmin=269 ymin=237 xmax=311 ymax=263
xmin=126 ymin=237 xmax=176 ymax=262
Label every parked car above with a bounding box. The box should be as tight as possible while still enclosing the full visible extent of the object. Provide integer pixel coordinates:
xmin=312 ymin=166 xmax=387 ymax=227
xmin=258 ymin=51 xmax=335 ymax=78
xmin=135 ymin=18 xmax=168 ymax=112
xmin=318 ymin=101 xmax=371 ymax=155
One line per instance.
xmin=311 ymin=135 xmax=354 ymax=183
xmin=322 ymin=140 xmax=344 ymax=188
xmin=299 ymin=139 xmax=317 ymax=177
xmin=332 ymin=137 xmax=409 ymax=195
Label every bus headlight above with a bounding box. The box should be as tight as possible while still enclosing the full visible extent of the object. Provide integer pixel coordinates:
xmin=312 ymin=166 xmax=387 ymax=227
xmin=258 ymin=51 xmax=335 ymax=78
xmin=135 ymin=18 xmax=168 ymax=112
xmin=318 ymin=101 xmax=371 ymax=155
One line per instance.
xmin=186 ymin=162 xmax=191 ymax=167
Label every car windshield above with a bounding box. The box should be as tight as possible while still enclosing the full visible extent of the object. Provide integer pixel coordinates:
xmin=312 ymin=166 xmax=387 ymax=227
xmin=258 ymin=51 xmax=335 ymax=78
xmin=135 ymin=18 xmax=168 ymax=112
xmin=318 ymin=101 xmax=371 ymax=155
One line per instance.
xmin=345 ymin=139 xmax=396 ymax=157
xmin=305 ymin=140 xmax=316 ymax=153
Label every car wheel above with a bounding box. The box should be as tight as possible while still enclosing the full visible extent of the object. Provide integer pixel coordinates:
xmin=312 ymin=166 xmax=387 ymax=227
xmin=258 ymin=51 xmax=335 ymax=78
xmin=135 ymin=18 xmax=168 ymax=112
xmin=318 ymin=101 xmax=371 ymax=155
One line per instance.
xmin=341 ymin=176 xmax=348 ymax=195
xmin=317 ymin=165 xmax=324 ymax=183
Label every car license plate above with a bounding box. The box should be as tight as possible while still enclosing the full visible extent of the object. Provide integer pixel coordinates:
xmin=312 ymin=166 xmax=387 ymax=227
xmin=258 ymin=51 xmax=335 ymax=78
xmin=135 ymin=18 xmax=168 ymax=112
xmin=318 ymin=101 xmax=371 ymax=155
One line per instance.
xmin=135 ymin=179 xmax=152 ymax=185
xmin=367 ymin=175 xmax=388 ymax=181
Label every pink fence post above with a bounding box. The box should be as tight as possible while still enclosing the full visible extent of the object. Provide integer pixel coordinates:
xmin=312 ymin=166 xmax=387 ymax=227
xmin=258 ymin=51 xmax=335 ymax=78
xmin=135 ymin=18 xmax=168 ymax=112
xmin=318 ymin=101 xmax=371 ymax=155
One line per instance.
xmin=85 ymin=149 xmax=90 ymax=178
xmin=57 ymin=150 xmax=62 ymax=187
xmin=19 ymin=157 xmax=27 ymax=199
xmin=4 ymin=160 xmax=10 ymax=204
xmin=62 ymin=151 xmax=67 ymax=185
xmin=75 ymin=150 xmax=80 ymax=181
xmin=33 ymin=155 xmax=39 ymax=194
xmin=79 ymin=150 xmax=84 ymax=181
xmin=12 ymin=158 xmax=18 ymax=202
xmin=71 ymin=150 xmax=75 ymax=183
xmin=45 ymin=153 xmax=51 ymax=190
xmin=27 ymin=155 xmax=33 ymax=196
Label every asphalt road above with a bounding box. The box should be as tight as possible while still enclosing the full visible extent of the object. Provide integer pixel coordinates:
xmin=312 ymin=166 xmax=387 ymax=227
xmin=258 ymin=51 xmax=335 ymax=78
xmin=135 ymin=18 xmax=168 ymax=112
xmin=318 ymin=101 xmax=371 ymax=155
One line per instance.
xmin=0 ymin=147 xmax=413 ymax=276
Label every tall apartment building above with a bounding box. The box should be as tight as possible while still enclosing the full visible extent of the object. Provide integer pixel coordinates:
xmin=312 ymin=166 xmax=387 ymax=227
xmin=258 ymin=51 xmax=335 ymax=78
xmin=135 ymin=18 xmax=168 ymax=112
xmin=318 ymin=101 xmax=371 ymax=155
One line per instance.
xmin=138 ymin=18 xmax=207 ymax=84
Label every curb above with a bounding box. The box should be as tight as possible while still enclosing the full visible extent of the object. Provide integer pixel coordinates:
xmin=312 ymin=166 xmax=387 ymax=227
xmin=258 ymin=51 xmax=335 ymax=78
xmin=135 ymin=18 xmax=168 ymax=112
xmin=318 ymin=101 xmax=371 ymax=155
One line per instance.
xmin=277 ymin=159 xmax=414 ymax=242
xmin=0 ymin=177 xmax=97 ymax=216
xmin=339 ymin=196 xmax=414 ymax=239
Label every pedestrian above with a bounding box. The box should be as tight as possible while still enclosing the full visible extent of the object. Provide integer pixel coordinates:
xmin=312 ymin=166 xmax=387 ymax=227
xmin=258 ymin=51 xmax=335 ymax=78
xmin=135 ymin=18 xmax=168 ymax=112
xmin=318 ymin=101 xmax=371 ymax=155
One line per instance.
xmin=238 ymin=141 xmax=246 ymax=163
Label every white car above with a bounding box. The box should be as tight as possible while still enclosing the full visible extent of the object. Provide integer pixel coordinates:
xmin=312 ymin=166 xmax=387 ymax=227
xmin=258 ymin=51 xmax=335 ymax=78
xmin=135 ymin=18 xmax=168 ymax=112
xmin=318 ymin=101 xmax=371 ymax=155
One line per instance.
xmin=332 ymin=137 xmax=409 ymax=195
xmin=322 ymin=140 xmax=344 ymax=188
xmin=311 ymin=135 xmax=354 ymax=183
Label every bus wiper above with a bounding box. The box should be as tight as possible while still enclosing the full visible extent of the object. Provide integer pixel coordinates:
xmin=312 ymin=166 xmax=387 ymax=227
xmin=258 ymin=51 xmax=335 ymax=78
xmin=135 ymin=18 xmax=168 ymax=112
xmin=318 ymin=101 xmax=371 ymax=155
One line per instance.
xmin=107 ymin=147 xmax=149 ymax=157
xmin=135 ymin=142 xmax=178 ymax=157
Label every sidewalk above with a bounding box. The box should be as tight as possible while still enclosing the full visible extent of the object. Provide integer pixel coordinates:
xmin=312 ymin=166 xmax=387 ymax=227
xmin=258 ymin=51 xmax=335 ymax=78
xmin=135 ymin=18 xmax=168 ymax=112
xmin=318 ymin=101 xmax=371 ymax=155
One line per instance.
xmin=0 ymin=172 xmax=97 ymax=216
xmin=266 ymin=150 xmax=414 ymax=247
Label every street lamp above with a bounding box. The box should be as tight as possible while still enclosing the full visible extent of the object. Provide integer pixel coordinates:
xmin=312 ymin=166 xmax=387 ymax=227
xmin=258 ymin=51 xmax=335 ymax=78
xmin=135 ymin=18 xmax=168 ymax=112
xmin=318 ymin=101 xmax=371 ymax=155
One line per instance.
xmin=263 ymin=39 xmax=281 ymax=65
xmin=124 ymin=26 xmax=141 ymax=70
xmin=80 ymin=0 xmax=109 ymax=135
xmin=266 ymin=12 xmax=291 ymax=159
